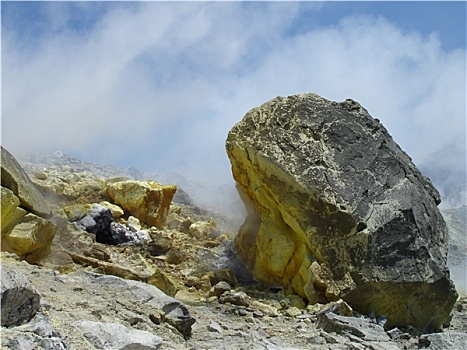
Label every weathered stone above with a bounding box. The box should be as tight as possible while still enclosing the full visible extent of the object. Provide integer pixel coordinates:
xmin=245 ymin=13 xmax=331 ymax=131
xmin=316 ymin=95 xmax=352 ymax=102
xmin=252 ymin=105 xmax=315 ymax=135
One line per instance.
xmin=219 ymin=291 xmax=251 ymax=307
xmin=1 ymin=312 xmax=68 ymax=350
xmin=208 ymin=281 xmax=231 ymax=298
xmin=147 ymin=269 xmax=181 ymax=297
xmin=99 ymin=200 xmax=124 ymax=219
xmin=107 ymin=180 xmax=176 ymax=227
xmin=2 ymin=213 xmax=57 ymax=263
xmin=70 ymin=270 xmax=195 ymax=339
xmin=226 ymin=93 xmax=457 ymax=330
xmin=285 ymin=306 xmax=302 ymax=317
xmin=1 ymin=187 xmax=27 ymax=233
xmin=317 ymin=312 xmax=390 ymax=342
xmin=208 ymin=320 xmax=223 ymax=333
xmin=1 ymin=147 xmax=51 ymax=218
xmin=420 ymin=332 xmax=467 ymax=350
xmin=185 ymin=275 xmax=201 ymax=287
xmin=1 ymin=266 xmax=41 ymax=327
xmin=319 ymin=299 xmax=353 ymax=317
xmin=165 ymin=248 xmax=185 ymax=264
xmin=148 ymin=235 xmax=173 ymax=256
xmin=188 ymin=218 xmax=221 ymax=239
xmin=39 ymin=250 xmax=75 ymax=273
xmin=127 ymin=215 xmax=142 ymax=232
xmin=68 ymin=252 xmax=153 ymax=281
xmin=62 ymin=203 xmax=91 ymax=221
xmin=204 ymin=268 xmax=239 ymax=288
xmin=72 ymin=320 xmax=162 ymax=349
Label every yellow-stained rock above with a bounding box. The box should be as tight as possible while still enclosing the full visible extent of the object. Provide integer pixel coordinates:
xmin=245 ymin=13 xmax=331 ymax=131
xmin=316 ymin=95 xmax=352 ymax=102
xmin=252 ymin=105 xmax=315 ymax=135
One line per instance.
xmin=188 ymin=218 xmax=220 ymax=240
xmin=1 ymin=187 xmax=27 ymax=233
xmin=2 ymin=213 xmax=57 ymax=263
xmin=147 ymin=269 xmax=181 ymax=297
xmin=226 ymin=93 xmax=457 ymax=331
xmin=107 ymin=180 xmax=176 ymax=228
xmin=1 ymin=146 xmax=51 ymax=217
xmin=63 ymin=203 xmax=92 ymax=221
xmin=99 ymin=201 xmax=124 ymax=219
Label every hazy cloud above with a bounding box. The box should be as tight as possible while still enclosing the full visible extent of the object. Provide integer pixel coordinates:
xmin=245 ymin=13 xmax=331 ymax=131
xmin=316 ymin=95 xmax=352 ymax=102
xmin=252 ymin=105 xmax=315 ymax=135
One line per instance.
xmin=2 ymin=2 xmax=465 ymax=188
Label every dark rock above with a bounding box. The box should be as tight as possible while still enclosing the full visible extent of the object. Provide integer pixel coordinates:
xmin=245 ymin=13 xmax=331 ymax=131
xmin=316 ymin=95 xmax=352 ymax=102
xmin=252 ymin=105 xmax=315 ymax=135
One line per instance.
xmin=76 ymin=204 xmax=116 ymax=244
xmin=74 ymin=204 xmax=143 ymax=245
xmin=226 ymin=93 xmax=457 ymax=330
xmin=1 ymin=146 xmax=51 ymax=218
xmin=1 ymin=266 xmax=41 ymax=327
xmin=162 ymin=303 xmax=196 ymax=340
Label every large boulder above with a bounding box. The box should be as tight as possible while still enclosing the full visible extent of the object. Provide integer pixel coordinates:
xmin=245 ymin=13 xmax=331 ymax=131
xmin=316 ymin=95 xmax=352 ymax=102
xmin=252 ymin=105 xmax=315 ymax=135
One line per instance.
xmin=226 ymin=93 xmax=457 ymax=330
xmin=1 ymin=147 xmax=51 ymax=218
xmin=1 ymin=213 xmax=57 ymax=263
xmin=1 ymin=187 xmax=27 ymax=232
xmin=107 ymin=180 xmax=176 ymax=227
xmin=1 ymin=147 xmax=57 ymax=263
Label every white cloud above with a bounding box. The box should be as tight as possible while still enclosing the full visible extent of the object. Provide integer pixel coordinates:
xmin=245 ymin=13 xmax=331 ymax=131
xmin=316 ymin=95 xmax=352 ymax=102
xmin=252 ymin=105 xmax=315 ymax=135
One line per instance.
xmin=2 ymin=3 xmax=465 ymax=187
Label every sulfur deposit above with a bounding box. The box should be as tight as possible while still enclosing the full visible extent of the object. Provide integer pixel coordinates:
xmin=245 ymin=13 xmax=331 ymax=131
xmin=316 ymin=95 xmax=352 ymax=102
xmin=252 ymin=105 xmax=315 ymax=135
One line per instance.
xmin=226 ymin=93 xmax=458 ymax=330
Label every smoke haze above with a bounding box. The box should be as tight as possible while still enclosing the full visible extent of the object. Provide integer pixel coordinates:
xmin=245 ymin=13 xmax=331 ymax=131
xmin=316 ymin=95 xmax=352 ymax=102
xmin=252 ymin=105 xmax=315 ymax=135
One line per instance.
xmin=2 ymin=2 xmax=466 ymax=208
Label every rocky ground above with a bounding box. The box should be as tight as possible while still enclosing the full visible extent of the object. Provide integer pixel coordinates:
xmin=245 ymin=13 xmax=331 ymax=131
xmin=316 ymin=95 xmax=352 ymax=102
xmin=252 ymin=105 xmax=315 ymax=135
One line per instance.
xmin=2 ymin=151 xmax=466 ymax=349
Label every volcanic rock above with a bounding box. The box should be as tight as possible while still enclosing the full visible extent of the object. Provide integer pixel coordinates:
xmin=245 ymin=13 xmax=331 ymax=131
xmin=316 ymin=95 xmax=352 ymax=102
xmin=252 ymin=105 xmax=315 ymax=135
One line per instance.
xmin=1 ymin=266 xmax=41 ymax=327
xmin=226 ymin=93 xmax=457 ymax=330
xmin=2 ymin=213 xmax=57 ymax=264
xmin=72 ymin=320 xmax=163 ymax=350
xmin=1 ymin=187 xmax=27 ymax=233
xmin=107 ymin=180 xmax=176 ymax=227
xmin=1 ymin=147 xmax=51 ymax=218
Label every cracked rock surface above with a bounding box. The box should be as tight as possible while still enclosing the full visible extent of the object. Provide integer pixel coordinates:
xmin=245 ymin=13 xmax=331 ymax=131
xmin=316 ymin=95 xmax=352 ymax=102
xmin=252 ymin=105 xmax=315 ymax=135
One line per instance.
xmin=226 ymin=93 xmax=458 ymax=330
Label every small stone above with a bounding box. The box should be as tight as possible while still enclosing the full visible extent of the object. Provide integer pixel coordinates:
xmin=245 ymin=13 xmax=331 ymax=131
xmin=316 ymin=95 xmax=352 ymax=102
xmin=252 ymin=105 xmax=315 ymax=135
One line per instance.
xmin=387 ymin=328 xmax=402 ymax=339
xmin=245 ymin=316 xmax=255 ymax=323
xmin=185 ymin=276 xmax=200 ymax=287
xmin=208 ymin=281 xmax=231 ymax=298
xmin=166 ymin=248 xmax=185 ymax=265
xmin=34 ymin=170 xmax=48 ymax=180
xmin=253 ymin=310 xmax=264 ymax=318
xmin=307 ymin=303 xmax=325 ymax=314
xmin=376 ymin=315 xmax=388 ymax=327
xmin=219 ymin=291 xmax=251 ymax=307
xmin=308 ymin=335 xmax=327 ymax=345
xmin=127 ymin=216 xmax=141 ymax=232
xmin=285 ymin=306 xmax=302 ymax=317
xmin=238 ymin=308 xmax=248 ymax=316
xmin=198 ymin=275 xmax=212 ymax=292
xmin=208 ymin=321 xmax=222 ymax=333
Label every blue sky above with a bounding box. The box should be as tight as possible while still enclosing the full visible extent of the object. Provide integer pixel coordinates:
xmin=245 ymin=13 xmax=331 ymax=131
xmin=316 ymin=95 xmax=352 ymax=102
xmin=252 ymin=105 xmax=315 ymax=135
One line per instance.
xmin=2 ymin=1 xmax=466 ymax=189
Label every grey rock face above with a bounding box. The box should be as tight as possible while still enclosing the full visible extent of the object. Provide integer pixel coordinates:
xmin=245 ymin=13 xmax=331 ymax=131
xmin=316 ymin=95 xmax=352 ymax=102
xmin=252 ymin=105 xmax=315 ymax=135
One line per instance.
xmin=1 ymin=147 xmax=51 ymax=218
xmin=317 ymin=312 xmax=390 ymax=342
xmin=1 ymin=312 xmax=68 ymax=350
xmin=72 ymin=320 xmax=162 ymax=350
xmin=71 ymin=271 xmax=196 ymax=339
xmin=1 ymin=266 xmax=40 ymax=327
xmin=421 ymin=332 xmax=467 ymax=350
xmin=226 ymin=93 xmax=457 ymax=330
